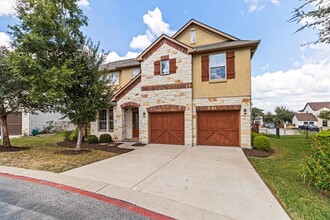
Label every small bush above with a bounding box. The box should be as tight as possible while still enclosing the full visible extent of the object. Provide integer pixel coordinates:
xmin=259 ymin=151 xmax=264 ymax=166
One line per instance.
xmin=302 ymin=144 xmax=330 ymax=192
xmin=87 ymin=135 xmax=98 ymax=144
xmin=315 ymin=131 xmax=330 ymax=146
xmin=63 ymin=131 xmax=73 ymax=141
xmin=251 ymin=132 xmax=262 ymax=146
xmin=99 ymin=134 xmax=112 ymax=143
xmin=253 ymin=136 xmax=271 ymax=151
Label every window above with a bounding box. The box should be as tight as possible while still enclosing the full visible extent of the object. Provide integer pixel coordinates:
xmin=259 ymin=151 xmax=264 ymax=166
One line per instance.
xmin=190 ymin=29 xmax=196 ymax=43
xmin=108 ymin=108 xmax=114 ymax=131
xmin=108 ymin=72 xmax=119 ymax=85
xmin=161 ymin=60 xmax=169 ymax=75
xmin=210 ymin=54 xmax=226 ymax=80
xmin=132 ymin=68 xmax=140 ymax=78
xmin=303 ymin=122 xmax=308 ymax=125
xmin=309 ymin=122 xmax=314 ymax=125
xmin=323 ymin=120 xmax=328 ymax=127
xmin=98 ymin=110 xmax=107 ymax=130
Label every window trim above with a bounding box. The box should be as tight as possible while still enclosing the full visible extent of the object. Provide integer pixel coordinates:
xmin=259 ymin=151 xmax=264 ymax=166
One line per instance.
xmin=160 ymin=59 xmax=170 ymax=75
xmin=132 ymin=67 xmax=140 ymax=78
xmin=190 ymin=28 xmax=196 ymax=44
xmin=209 ymin=53 xmax=227 ymax=81
xmin=98 ymin=109 xmax=107 ymax=131
xmin=108 ymin=108 xmax=114 ymax=131
xmin=322 ymin=119 xmax=328 ymax=127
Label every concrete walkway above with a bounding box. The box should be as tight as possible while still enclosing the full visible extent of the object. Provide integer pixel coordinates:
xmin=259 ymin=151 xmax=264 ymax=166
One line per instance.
xmin=62 ymin=144 xmax=290 ymax=220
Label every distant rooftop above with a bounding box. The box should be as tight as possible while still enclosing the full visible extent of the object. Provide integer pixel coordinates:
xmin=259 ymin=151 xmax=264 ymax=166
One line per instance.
xmin=306 ymin=102 xmax=330 ymax=111
xmin=294 ymin=113 xmax=318 ymax=121
xmin=100 ymin=58 xmax=140 ymax=71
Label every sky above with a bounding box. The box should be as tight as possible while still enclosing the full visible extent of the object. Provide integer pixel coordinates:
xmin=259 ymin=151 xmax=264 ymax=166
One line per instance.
xmin=0 ymin=0 xmax=329 ymax=113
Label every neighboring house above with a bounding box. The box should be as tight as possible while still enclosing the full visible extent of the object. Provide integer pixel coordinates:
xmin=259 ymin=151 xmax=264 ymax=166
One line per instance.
xmin=253 ymin=116 xmax=263 ymax=126
xmin=0 ymin=111 xmax=74 ymax=137
xmin=91 ymin=19 xmax=260 ymax=148
xmin=300 ymin=102 xmax=330 ymax=129
xmin=292 ymin=113 xmax=318 ymax=128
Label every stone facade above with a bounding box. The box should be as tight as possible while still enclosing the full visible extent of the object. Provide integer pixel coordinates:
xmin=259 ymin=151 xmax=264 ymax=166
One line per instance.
xmin=91 ymin=38 xmax=252 ymax=148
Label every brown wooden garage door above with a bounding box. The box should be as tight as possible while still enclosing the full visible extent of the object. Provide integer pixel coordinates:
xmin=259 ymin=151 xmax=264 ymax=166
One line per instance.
xmin=197 ymin=111 xmax=239 ymax=146
xmin=150 ymin=112 xmax=184 ymax=145
xmin=0 ymin=112 xmax=22 ymax=136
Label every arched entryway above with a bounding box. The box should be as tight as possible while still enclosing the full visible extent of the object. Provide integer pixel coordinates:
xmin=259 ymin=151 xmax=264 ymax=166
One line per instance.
xmin=120 ymin=102 xmax=140 ymax=140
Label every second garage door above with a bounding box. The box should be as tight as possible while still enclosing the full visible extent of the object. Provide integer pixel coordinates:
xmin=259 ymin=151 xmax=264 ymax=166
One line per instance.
xmin=197 ymin=111 xmax=240 ymax=147
xmin=150 ymin=112 xmax=184 ymax=145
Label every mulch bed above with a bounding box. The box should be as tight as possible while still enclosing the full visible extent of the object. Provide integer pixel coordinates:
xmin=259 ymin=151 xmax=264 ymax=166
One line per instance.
xmin=243 ymin=148 xmax=275 ymax=157
xmin=0 ymin=146 xmax=30 ymax=152
xmin=54 ymin=149 xmax=91 ymax=155
xmin=131 ymin=142 xmax=147 ymax=147
xmin=57 ymin=141 xmax=134 ymax=154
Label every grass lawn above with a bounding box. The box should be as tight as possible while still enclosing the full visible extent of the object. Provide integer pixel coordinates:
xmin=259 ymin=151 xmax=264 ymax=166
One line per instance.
xmin=247 ymin=135 xmax=330 ymax=220
xmin=0 ymin=134 xmax=122 ymax=173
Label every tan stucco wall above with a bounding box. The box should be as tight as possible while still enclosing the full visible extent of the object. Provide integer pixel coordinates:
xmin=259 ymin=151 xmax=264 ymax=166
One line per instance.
xmin=120 ymin=68 xmax=137 ymax=87
xmin=192 ymin=48 xmax=251 ymax=98
xmin=175 ymin=24 xmax=228 ymax=47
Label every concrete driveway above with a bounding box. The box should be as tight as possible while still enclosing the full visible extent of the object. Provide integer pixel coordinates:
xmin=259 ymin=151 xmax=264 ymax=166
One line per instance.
xmin=64 ymin=144 xmax=289 ymax=220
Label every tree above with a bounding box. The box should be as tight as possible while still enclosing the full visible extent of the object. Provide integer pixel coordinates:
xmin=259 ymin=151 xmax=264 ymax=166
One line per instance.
xmin=263 ymin=111 xmax=275 ymax=124
xmin=318 ymin=110 xmax=330 ymax=120
xmin=0 ymin=47 xmax=34 ymax=147
xmin=58 ymin=41 xmax=115 ymax=151
xmin=251 ymin=107 xmax=264 ymax=121
xmin=290 ymin=0 xmax=330 ymax=44
xmin=274 ymin=106 xmax=295 ymax=125
xmin=9 ymin=0 xmax=88 ymax=106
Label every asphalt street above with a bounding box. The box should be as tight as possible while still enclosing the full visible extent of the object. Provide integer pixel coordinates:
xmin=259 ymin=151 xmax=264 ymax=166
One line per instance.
xmin=0 ymin=176 xmax=150 ymax=220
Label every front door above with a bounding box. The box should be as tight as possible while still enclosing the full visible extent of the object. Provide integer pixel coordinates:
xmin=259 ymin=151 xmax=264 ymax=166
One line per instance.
xmin=132 ymin=108 xmax=139 ymax=138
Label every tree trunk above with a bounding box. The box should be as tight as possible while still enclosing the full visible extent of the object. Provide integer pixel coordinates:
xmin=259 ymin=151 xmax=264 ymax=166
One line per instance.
xmin=0 ymin=115 xmax=11 ymax=148
xmin=75 ymin=123 xmax=84 ymax=151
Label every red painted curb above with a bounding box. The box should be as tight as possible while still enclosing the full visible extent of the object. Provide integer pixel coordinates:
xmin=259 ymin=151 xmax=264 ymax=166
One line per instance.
xmin=0 ymin=173 xmax=174 ymax=220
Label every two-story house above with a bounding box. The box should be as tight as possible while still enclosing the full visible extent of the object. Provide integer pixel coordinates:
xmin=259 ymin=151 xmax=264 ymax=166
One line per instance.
xmin=91 ymin=19 xmax=260 ymax=148
xmin=293 ymin=102 xmax=330 ymax=129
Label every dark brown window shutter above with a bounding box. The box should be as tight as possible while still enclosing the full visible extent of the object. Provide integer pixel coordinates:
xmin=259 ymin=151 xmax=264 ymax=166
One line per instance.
xmin=201 ymin=55 xmax=209 ymax=81
xmin=154 ymin=61 xmax=160 ymax=75
xmin=169 ymin=58 xmax=176 ymax=74
xmin=226 ymin=51 xmax=235 ymax=79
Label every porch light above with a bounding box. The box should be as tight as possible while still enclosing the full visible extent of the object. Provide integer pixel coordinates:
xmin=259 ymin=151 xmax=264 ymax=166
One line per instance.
xmin=244 ymin=108 xmax=247 ymax=115
xmin=143 ymin=112 xmax=146 ymax=117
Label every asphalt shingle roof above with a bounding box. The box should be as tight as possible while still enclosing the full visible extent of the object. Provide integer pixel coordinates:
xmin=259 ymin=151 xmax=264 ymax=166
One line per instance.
xmin=307 ymin=102 xmax=330 ymax=111
xmin=194 ymin=40 xmax=260 ymax=52
xmin=100 ymin=58 xmax=140 ymax=71
xmin=294 ymin=113 xmax=318 ymax=121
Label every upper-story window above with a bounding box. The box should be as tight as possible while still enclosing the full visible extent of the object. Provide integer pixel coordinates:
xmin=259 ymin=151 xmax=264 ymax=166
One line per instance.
xmin=161 ymin=60 xmax=169 ymax=75
xmin=190 ymin=29 xmax=196 ymax=43
xmin=210 ymin=53 xmax=226 ymax=80
xmin=109 ymin=71 xmax=119 ymax=85
xmin=132 ymin=67 xmax=140 ymax=78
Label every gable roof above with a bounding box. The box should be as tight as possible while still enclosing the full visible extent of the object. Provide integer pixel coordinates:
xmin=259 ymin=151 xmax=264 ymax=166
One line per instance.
xmin=194 ymin=40 xmax=260 ymax=57
xmin=304 ymin=102 xmax=330 ymax=111
xmin=294 ymin=113 xmax=318 ymax=121
xmin=100 ymin=58 xmax=140 ymax=71
xmin=136 ymin=34 xmax=194 ymax=61
xmin=172 ymin=19 xmax=239 ymax=41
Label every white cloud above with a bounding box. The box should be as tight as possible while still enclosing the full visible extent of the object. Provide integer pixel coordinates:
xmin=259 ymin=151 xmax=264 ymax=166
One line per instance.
xmin=129 ymin=7 xmax=176 ymax=50
xmin=77 ymin=0 xmax=90 ymax=9
xmin=0 ymin=32 xmax=12 ymax=48
xmin=0 ymin=0 xmax=15 ymax=16
xmin=260 ymin=63 xmax=269 ymax=70
xmin=244 ymin=0 xmax=279 ymax=14
xmin=252 ymin=44 xmax=330 ymax=112
xmin=104 ymin=51 xmax=140 ymax=63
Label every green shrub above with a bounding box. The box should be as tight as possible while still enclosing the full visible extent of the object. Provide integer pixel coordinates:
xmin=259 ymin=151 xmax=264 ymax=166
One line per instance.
xmin=315 ymin=131 xmax=330 ymax=146
xmin=251 ymin=132 xmax=262 ymax=146
xmin=63 ymin=131 xmax=73 ymax=141
xmin=253 ymin=136 xmax=271 ymax=151
xmin=87 ymin=135 xmax=98 ymax=144
xmin=262 ymin=133 xmax=279 ymax=139
xmin=99 ymin=134 xmax=112 ymax=143
xmin=302 ymin=144 xmax=330 ymax=192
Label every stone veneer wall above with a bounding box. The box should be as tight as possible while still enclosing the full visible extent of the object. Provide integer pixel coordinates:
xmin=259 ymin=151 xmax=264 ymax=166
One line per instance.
xmin=140 ymin=42 xmax=193 ymax=146
xmin=192 ymin=96 xmax=251 ymax=148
